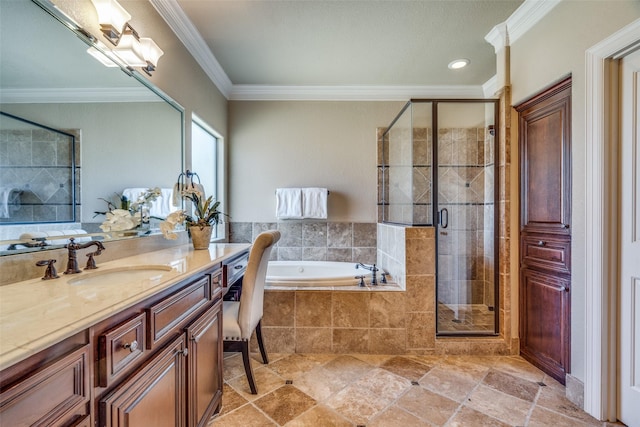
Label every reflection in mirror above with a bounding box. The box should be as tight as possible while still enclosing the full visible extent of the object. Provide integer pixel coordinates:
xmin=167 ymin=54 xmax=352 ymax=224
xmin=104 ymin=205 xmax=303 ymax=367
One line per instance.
xmin=0 ymin=112 xmax=77 ymax=224
xmin=0 ymin=0 xmax=184 ymax=255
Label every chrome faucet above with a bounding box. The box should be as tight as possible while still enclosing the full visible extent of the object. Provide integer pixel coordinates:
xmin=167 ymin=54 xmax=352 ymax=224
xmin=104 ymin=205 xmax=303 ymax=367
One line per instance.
xmin=64 ymin=238 xmax=105 ymax=274
xmin=356 ymin=262 xmax=379 ymax=285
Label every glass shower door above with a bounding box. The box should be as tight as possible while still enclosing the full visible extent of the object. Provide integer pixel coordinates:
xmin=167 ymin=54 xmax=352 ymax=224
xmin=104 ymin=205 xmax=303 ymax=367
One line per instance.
xmin=436 ymin=101 xmax=498 ymax=334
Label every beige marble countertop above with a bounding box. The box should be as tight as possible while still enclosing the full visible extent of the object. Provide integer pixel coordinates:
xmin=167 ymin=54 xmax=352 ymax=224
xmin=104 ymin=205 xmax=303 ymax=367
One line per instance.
xmin=0 ymin=243 xmax=250 ymax=371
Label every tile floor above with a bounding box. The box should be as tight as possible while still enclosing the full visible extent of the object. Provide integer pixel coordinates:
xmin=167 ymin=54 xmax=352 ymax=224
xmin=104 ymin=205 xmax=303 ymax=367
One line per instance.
xmin=209 ymin=352 xmax=626 ymax=427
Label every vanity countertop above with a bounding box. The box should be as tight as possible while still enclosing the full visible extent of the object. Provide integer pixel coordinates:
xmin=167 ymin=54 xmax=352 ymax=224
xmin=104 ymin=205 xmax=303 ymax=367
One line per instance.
xmin=0 ymin=243 xmax=251 ymax=371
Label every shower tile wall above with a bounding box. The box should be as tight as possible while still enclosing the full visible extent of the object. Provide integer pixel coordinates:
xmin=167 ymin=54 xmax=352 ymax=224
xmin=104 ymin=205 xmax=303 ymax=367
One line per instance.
xmin=437 ymin=127 xmax=495 ymax=309
xmin=0 ymin=128 xmax=80 ymax=223
xmin=229 ymin=221 xmax=377 ymax=264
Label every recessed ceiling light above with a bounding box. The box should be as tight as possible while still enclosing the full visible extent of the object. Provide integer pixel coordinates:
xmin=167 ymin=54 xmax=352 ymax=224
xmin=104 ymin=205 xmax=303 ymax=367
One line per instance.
xmin=448 ymin=59 xmax=470 ymax=70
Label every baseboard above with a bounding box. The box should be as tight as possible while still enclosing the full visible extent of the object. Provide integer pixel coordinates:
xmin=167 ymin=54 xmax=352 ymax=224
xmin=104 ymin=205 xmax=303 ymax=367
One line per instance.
xmin=565 ymin=373 xmax=585 ymax=408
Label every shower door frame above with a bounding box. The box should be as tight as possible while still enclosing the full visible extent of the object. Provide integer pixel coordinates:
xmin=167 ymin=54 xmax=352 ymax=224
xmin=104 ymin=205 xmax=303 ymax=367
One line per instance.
xmin=415 ymin=98 xmax=500 ymax=337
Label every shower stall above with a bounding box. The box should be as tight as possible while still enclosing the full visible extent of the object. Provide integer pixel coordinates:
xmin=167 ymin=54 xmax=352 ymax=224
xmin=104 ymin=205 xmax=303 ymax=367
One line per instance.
xmin=381 ymin=99 xmax=499 ymax=335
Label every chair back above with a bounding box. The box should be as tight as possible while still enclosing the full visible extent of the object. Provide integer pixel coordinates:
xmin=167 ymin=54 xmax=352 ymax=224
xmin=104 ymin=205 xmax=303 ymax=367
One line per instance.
xmin=237 ymin=230 xmax=280 ymax=339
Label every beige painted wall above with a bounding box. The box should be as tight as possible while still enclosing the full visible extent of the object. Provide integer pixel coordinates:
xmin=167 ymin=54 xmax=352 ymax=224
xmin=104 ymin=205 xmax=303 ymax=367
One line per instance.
xmin=509 ymin=0 xmax=640 ymax=383
xmin=228 ymin=101 xmax=404 ymax=222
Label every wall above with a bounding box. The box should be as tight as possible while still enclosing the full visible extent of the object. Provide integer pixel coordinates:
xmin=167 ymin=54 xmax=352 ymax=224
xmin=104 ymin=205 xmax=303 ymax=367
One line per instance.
xmin=509 ymin=0 xmax=640 ymax=385
xmin=228 ymin=101 xmax=404 ymax=223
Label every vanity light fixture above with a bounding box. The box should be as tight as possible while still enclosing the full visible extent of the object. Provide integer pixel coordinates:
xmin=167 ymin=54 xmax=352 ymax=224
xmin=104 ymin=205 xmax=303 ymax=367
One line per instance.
xmin=90 ymin=0 xmax=131 ymax=45
xmin=448 ymin=58 xmax=470 ymax=70
xmin=89 ymin=0 xmax=163 ymax=75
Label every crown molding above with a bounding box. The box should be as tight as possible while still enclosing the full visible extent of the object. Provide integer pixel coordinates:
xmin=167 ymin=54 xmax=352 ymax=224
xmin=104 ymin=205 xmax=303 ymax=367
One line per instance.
xmin=229 ymin=85 xmax=485 ymax=101
xmin=485 ymin=23 xmax=509 ymax=53
xmin=482 ymin=75 xmax=498 ymax=98
xmin=149 ymin=0 xmax=233 ymax=98
xmin=0 ymin=87 xmax=161 ymax=104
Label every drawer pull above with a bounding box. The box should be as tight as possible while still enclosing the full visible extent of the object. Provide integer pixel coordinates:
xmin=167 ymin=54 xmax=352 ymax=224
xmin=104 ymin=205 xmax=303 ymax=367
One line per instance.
xmin=122 ymin=340 xmax=139 ymax=352
xmin=234 ymin=265 xmax=244 ymax=270
xmin=537 ymin=240 xmax=546 ymax=246
xmin=174 ymin=348 xmax=189 ymax=357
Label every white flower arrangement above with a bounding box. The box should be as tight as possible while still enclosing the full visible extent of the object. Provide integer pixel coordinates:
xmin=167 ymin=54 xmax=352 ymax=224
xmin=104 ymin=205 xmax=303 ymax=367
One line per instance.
xmin=99 ymin=209 xmax=141 ymax=232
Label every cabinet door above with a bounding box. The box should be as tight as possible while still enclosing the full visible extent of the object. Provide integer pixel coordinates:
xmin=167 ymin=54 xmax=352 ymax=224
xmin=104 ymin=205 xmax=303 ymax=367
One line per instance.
xmin=0 ymin=345 xmax=89 ymax=427
xmin=100 ymin=335 xmax=187 ymax=427
xmin=186 ymin=301 xmax=223 ymax=427
xmin=519 ymin=268 xmax=570 ymax=384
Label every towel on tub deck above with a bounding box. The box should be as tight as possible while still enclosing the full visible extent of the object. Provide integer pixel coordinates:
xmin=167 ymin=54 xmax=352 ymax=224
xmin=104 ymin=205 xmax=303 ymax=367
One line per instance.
xmin=302 ymin=187 xmax=327 ymax=219
xmin=276 ymin=188 xmax=303 ymax=219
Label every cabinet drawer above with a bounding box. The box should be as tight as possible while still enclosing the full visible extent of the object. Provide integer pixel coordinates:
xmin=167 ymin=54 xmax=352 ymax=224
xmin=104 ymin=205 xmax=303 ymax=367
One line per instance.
xmin=210 ymin=269 xmax=223 ymax=302
xmin=223 ymin=252 xmax=248 ymax=288
xmin=98 ymin=313 xmax=146 ymax=387
xmin=521 ymin=235 xmax=570 ymax=274
xmin=147 ymin=276 xmax=211 ymax=349
xmin=0 ymin=345 xmax=89 ymax=427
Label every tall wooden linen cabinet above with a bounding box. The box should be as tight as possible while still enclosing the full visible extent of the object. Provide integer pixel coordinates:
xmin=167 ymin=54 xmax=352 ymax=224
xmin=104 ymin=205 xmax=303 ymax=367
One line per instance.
xmin=515 ymin=77 xmax=572 ymax=385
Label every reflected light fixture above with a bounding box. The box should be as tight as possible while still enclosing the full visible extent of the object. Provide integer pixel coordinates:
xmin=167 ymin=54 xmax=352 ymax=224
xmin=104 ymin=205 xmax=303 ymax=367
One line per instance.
xmin=88 ymin=0 xmax=163 ymax=75
xmin=87 ymin=41 xmax=119 ymax=67
xmin=448 ymin=58 xmax=470 ymax=70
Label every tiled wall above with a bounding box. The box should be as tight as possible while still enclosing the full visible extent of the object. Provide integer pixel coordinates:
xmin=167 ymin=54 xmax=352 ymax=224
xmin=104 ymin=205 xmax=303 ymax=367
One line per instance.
xmin=0 ymin=127 xmax=80 ymax=224
xmin=229 ymin=221 xmax=377 ymax=264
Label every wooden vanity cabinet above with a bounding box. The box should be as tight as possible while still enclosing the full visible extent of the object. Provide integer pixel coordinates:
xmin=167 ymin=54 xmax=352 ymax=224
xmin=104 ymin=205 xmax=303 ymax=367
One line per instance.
xmin=0 ymin=332 xmax=90 ymax=427
xmin=96 ymin=263 xmax=224 ymax=427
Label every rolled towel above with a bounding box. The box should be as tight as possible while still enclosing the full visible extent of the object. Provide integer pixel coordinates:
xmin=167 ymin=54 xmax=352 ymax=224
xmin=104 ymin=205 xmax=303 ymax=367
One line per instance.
xmin=276 ymin=188 xmax=303 ymax=219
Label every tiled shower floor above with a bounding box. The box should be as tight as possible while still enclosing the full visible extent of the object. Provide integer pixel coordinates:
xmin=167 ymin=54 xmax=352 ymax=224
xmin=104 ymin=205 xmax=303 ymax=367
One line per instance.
xmin=208 ymin=352 xmax=624 ymax=427
xmin=437 ymin=303 xmax=496 ymax=333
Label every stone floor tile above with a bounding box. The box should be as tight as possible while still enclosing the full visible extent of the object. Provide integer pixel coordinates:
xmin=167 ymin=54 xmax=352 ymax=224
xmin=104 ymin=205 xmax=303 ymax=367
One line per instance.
xmin=536 ymin=387 xmax=603 ymax=426
xmin=218 ymin=383 xmax=249 ymax=417
xmin=446 ymin=406 xmax=511 ymax=427
xmin=380 ymin=355 xmax=433 ymax=382
xmin=253 ymin=385 xmax=317 ymax=425
xmin=322 ymin=354 xmax=376 ymax=383
xmin=369 ymin=405 xmax=431 ymax=426
xmin=438 ymin=356 xmax=491 ymax=381
xmin=464 ymin=384 xmax=532 ymax=426
xmin=267 ymin=353 xmax=334 ymax=380
xmin=293 ymin=365 xmax=351 ymax=402
xmin=490 ymin=356 xmax=546 ymax=383
xmin=482 ymin=368 xmax=540 ymax=402
xmin=284 ymin=404 xmax=353 ymax=427
xmin=419 ymin=365 xmax=479 ymax=402
xmin=208 ymin=404 xmax=276 ymax=427
xmin=528 ymin=406 xmax=596 ymax=427
xmin=397 ymin=386 xmax=460 ymax=425
xmin=226 ymin=366 xmax=286 ymax=401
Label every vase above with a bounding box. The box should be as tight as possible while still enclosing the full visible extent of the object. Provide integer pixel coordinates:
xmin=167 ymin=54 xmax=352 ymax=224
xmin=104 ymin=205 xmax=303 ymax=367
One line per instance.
xmin=189 ymin=225 xmax=212 ymax=250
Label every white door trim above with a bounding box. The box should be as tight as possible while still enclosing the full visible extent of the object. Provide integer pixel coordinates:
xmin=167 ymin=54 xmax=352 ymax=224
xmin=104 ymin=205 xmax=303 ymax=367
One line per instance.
xmin=585 ymin=18 xmax=640 ymax=421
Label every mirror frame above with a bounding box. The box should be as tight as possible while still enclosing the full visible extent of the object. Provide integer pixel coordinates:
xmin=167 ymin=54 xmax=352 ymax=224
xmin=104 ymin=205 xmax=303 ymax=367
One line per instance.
xmin=0 ymin=0 xmax=185 ymax=255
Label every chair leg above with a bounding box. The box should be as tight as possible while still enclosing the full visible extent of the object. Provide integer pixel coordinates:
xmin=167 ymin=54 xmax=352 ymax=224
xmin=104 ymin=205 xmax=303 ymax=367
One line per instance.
xmin=240 ymin=340 xmax=258 ymax=394
xmin=255 ymin=320 xmax=269 ymax=365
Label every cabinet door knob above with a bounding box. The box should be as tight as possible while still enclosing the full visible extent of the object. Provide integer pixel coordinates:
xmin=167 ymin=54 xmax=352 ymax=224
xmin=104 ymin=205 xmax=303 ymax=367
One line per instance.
xmin=537 ymin=240 xmax=546 ymax=246
xmin=234 ymin=265 xmax=244 ymax=270
xmin=123 ymin=340 xmax=138 ymax=352
xmin=174 ymin=348 xmax=188 ymax=357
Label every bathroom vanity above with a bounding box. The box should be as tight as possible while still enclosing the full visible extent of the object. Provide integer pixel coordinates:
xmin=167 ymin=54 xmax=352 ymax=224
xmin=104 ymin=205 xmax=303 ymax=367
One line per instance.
xmin=0 ymin=243 xmax=250 ymax=427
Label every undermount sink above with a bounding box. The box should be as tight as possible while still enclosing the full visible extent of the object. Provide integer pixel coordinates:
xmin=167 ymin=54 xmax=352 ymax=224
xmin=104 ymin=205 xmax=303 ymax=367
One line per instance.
xmin=67 ymin=265 xmax=174 ymax=286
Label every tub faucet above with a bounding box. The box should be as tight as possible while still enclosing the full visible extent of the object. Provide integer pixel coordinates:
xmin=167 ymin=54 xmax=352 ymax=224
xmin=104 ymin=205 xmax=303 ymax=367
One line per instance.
xmin=356 ymin=262 xmax=379 ymax=285
xmin=64 ymin=238 xmax=105 ymax=274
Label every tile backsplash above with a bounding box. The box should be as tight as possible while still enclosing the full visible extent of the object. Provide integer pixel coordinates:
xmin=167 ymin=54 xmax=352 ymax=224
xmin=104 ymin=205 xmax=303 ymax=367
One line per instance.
xmin=229 ymin=221 xmax=377 ymax=264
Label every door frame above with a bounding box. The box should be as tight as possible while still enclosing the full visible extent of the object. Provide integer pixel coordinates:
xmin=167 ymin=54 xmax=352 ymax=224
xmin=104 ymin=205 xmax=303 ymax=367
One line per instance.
xmin=584 ymin=17 xmax=640 ymax=421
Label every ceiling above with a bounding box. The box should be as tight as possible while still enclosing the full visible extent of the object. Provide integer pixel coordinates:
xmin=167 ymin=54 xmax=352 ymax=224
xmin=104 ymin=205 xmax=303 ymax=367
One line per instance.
xmin=160 ymin=0 xmax=524 ymax=99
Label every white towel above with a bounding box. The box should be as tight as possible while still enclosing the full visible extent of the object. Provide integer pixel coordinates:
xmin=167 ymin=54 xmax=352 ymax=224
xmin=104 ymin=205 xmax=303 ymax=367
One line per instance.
xmin=123 ymin=188 xmax=178 ymax=218
xmin=302 ymin=187 xmax=328 ymax=219
xmin=0 ymin=186 xmax=20 ymax=219
xmin=276 ymin=188 xmax=303 ymax=219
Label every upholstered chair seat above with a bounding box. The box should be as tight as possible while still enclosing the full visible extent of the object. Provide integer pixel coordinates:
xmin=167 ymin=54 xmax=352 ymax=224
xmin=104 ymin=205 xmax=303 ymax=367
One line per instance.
xmin=222 ymin=230 xmax=280 ymax=394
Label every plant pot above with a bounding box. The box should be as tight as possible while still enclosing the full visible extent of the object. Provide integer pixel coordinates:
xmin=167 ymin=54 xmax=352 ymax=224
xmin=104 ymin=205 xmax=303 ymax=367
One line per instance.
xmin=189 ymin=225 xmax=212 ymax=250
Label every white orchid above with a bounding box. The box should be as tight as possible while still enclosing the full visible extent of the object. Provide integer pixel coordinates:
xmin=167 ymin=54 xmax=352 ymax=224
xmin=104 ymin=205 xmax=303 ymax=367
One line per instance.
xmin=99 ymin=209 xmax=141 ymax=232
xmin=159 ymin=210 xmax=187 ymax=240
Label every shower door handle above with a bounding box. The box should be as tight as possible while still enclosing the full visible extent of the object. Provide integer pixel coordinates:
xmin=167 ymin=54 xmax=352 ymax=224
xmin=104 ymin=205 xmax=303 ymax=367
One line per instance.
xmin=439 ymin=208 xmax=449 ymax=229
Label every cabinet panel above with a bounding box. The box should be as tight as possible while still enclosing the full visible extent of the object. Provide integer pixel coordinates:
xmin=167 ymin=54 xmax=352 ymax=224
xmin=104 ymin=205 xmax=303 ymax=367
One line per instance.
xmin=100 ymin=335 xmax=187 ymax=427
xmin=147 ymin=276 xmax=211 ymax=349
xmin=519 ymin=268 xmax=570 ymax=384
xmin=98 ymin=313 xmax=146 ymax=387
xmin=186 ymin=301 xmax=223 ymax=427
xmin=0 ymin=345 xmax=89 ymax=427
xmin=210 ymin=269 xmax=223 ymax=303
xmin=521 ymin=234 xmax=570 ymax=274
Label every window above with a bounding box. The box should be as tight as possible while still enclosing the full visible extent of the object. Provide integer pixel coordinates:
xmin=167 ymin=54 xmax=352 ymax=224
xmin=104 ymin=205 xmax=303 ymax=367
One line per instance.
xmin=191 ymin=115 xmax=222 ymax=239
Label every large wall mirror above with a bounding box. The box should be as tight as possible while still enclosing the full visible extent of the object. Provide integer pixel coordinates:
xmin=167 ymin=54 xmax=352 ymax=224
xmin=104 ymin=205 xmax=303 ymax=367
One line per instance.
xmin=0 ymin=0 xmax=184 ymax=254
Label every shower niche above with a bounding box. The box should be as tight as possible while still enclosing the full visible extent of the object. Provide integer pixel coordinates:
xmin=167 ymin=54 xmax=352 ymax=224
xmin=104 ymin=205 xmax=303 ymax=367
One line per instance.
xmin=379 ymin=99 xmax=499 ymax=335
